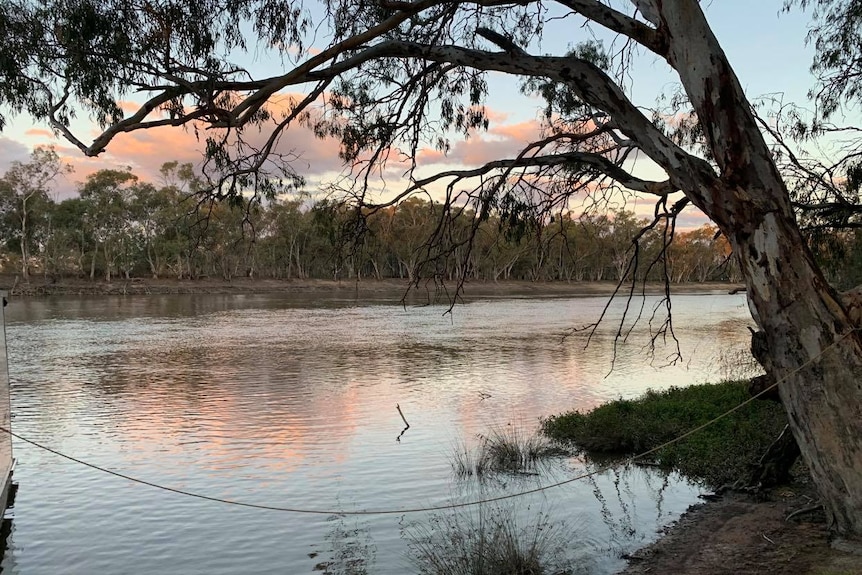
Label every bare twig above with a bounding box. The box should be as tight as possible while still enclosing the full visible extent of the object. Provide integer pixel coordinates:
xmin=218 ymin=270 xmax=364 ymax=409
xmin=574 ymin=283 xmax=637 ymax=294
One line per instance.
xmin=396 ymin=403 xmax=410 ymax=442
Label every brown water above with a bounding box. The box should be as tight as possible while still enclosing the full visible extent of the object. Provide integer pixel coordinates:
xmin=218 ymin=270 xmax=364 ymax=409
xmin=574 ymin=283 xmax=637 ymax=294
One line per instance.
xmin=0 ymin=292 xmax=753 ymax=574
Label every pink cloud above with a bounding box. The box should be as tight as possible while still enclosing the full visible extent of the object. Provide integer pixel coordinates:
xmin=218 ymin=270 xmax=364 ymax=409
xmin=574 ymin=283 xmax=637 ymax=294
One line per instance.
xmin=489 ymin=119 xmax=540 ymax=142
xmin=7 ymin=99 xmax=620 ymax=208
xmin=24 ymin=128 xmax=55 ymax=138
xmin=88 ymin=121 xmax=348 ymax=188
xmin=415 ymin=116 xmax=543 ymax=168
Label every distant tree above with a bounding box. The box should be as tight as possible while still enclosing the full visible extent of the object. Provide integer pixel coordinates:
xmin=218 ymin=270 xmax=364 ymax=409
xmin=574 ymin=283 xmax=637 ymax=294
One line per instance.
xmin=668 ymin=225 xmax=724 ymax=283
xmin=46 ymin=197 xmax=90 ymax=277
xmin=0 ymin=147 xmax=69 ymax=280
xmin=78 ymin=169 xmax=139 ymax=281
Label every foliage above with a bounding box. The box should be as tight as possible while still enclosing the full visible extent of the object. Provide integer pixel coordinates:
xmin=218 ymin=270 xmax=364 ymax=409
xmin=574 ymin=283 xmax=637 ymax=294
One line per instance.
xmin=787 ymin=0 xmax=862 ymax=119
xmin=807 ymin=229 xmax=862 ymax=289
xmin=542 ymin=381 xmax=790 ymax=487
xmin=404 ymin=505 xmax=569 ymax=575
xmin=0 ymin=147 xmax=71 ymax=279
xmin=0 ymin=163 xmax=756 ymax=284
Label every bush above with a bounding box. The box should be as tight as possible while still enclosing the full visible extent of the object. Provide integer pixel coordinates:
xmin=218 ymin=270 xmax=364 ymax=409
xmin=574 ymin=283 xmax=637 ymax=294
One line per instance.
xmin=541 ymin=381 xmax=790 ymax=487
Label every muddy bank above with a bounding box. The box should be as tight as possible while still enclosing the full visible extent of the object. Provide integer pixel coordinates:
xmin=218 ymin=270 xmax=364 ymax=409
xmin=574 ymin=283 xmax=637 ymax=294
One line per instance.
xmin=619 ymin=484 xmax=862 ymax=575
xmin=1 ymin=276 xmax=742 ymax=299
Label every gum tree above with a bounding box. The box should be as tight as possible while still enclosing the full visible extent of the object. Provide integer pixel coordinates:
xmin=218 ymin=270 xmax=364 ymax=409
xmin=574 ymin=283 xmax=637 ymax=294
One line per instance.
xmin=0 ymin=147 xmax=69 ymax=280
xmin=2 ymin=0 xmax=862 ymax=534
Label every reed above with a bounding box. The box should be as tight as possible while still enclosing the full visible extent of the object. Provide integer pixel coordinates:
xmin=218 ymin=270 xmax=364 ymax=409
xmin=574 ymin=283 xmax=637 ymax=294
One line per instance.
xmin=451 ymin=424 xmax=562 ymax=478
xmin=405 ymin=505 xmax=567 ymax=575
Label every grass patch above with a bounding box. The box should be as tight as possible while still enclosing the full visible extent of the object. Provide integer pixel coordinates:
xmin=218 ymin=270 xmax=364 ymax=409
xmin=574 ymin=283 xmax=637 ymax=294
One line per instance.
xmin=405 ymin=505 xmax=569 ymax=575
xmin=451 ymin=424 xmax=564 ymax=478
xmin=541 ymin=380 xmax=789 ymax=487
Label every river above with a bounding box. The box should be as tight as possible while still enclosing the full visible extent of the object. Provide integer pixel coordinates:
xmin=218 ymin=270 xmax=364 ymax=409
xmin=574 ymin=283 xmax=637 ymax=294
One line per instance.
xmin=0 ymin=291 xmax=753 ymax=574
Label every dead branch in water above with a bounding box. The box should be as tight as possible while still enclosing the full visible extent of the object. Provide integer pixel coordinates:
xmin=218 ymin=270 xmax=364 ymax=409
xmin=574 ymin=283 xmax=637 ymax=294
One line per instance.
xmin=396 ymin=403 xmax=410 ymax=442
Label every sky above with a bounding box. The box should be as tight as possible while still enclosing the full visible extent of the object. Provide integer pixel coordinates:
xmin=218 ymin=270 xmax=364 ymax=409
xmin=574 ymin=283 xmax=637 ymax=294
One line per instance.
xmin=0 ymin=1 xmax=823 ymax=228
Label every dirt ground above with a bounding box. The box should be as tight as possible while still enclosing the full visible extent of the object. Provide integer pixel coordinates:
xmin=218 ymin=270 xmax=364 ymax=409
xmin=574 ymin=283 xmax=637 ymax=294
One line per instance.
xmin=620 ymin=484 xmax=862 ymax=575
xmin=1 ymin=275 xmax=742 ymax=299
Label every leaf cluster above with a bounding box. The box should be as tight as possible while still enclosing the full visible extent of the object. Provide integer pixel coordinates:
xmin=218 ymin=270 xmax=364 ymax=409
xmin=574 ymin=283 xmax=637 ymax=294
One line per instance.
xmin=788 ymin=0 xmax=862 ymax=118
xmin=0 ymin=0 xmax=310 ymax=130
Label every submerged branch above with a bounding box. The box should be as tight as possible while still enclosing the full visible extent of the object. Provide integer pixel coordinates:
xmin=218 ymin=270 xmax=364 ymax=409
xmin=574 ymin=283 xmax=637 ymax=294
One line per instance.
xmin=396 ymin=403 xmax=410 ymax=442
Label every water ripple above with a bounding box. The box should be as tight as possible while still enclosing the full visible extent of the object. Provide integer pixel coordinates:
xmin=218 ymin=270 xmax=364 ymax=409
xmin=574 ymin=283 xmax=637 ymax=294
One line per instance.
xmin=2 ymin=293 xmax=751 ymax=574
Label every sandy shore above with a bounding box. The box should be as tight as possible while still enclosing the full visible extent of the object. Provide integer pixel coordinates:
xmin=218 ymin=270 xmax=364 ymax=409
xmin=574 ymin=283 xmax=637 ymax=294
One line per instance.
xmin=2 ymin=276 xmax=743 ymax=298
xmin=619 ymin=484 xmax=862 ymax=575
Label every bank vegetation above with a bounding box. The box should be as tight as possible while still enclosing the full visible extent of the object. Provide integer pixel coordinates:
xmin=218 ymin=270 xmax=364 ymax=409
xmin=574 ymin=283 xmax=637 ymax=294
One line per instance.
xmin=0 ymin=156 xmax=816 ymax=288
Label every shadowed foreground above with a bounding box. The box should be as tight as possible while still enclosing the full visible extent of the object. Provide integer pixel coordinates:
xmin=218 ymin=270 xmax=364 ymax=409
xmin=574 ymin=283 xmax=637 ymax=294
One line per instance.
xmin=620 ymin=486 xmax=862 ymax=575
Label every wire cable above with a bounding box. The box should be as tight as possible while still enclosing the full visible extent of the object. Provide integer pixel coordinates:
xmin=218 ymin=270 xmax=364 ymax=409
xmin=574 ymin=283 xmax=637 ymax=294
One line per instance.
xmin=1 ymin=328 xmax=858 ymax=516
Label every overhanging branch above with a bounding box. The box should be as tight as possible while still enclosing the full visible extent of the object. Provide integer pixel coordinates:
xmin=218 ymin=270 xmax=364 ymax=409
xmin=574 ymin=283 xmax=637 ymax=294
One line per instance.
xmin=306 ymin=39 xmax=715 ymax=191
xmin=555 ymin=0 xmax=667 ymax=55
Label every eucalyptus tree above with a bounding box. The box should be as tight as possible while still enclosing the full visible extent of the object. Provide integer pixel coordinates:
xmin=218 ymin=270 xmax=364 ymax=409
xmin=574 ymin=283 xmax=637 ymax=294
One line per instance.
xmin=46 ymin=197 xmax=91 ymax=277
xmin=666 ymin=225 xmax=722 ymax=283
xmin=389 ymin=197 xmax=443 ymax=280
xmin=3 ymin=0 xmax=862 ymax=534
xmin=128 ymin=183 xmax=187 ymax=278
xmin=0 ymin=147 xmax=69 ymax=280
xmin=78 ymin=169 xmax=141 ymax=281
xmin=473 ymin=216 xmax=530 ymax=281
xmin=258 ymin=198 xmax=309 ymax=279
xmin=155 ymin=161 xmax=214 ymax=279
xmin=575 ymin=213 xmax=614 ymax=281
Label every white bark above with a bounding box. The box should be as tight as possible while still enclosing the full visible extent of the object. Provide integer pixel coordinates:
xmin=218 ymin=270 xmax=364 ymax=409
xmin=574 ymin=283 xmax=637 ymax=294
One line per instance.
xmin=652 ymin=1 xmax=862 ymax=535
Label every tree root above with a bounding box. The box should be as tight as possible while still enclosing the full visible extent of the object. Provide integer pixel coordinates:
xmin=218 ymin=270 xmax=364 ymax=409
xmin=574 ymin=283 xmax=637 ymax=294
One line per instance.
xmin=785 ymin=502 xmax=823 ymax=522
xmin=746 ymin=424 xmax=801 ymax=488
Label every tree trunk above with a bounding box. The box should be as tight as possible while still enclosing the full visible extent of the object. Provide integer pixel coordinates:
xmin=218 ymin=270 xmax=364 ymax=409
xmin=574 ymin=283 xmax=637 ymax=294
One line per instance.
xmin=103 ymin=243 xmax=112 ymax=282
xmin=656 ymin=2 xmax=862 ymax=535
xmin=89 ymin=246 xmax=97 ymax=281
xmin=747 ymin=424 xmax=800 ymax=488
xmin=147 ymin=245 xmax=158 ymax=279
xmin=20 ymin=197 xmax=29 ymax=282
xmin=731 ymin=213 xmax=862 ymax=534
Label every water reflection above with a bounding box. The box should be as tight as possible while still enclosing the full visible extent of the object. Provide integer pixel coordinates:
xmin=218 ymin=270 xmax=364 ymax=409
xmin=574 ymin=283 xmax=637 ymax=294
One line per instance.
xmin=3 ymin=293 xmax=753 ymax=574
xmin=312 ymin=514 xmax=376 ymax=575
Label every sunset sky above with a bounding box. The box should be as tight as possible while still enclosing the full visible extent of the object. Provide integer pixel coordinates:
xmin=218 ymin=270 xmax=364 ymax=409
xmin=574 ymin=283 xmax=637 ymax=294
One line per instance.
xmin=0 ymin=1 xmax=819 ymax=228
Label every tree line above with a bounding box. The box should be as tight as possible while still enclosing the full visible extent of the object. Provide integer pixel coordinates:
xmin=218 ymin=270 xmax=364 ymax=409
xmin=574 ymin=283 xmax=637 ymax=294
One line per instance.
xmin=3 ymin=150 xmax=860 ymax=288
xmin=0 ymin=150 xmax=757 ymax=285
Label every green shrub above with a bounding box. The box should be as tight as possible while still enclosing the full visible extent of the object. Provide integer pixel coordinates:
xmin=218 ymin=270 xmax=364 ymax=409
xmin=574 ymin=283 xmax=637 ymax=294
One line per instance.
xmin=542 ymin=381 xmax=789 ymax=487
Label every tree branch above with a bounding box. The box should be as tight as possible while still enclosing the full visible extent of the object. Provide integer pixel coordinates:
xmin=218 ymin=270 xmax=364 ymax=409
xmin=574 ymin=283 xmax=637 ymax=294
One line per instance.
xmin=306 ymin=40 xmax=715 ymax=193
xmin=554 ymin=0 xmax=667 ymax=55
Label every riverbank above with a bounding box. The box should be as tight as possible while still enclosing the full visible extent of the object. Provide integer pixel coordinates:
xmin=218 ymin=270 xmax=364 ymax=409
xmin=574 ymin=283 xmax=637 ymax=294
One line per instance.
xmin=1 ymin=275 xmax=742 ymax=298
xmin=544 ymin=383 xmax=862 ymax=574
xmin=619 ymin=485 xmax=861 ymax=575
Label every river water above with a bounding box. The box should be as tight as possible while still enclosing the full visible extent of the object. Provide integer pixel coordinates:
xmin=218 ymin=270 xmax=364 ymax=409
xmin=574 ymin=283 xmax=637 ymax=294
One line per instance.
xmin=0 ymin=291 xmax=753 ymax=574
